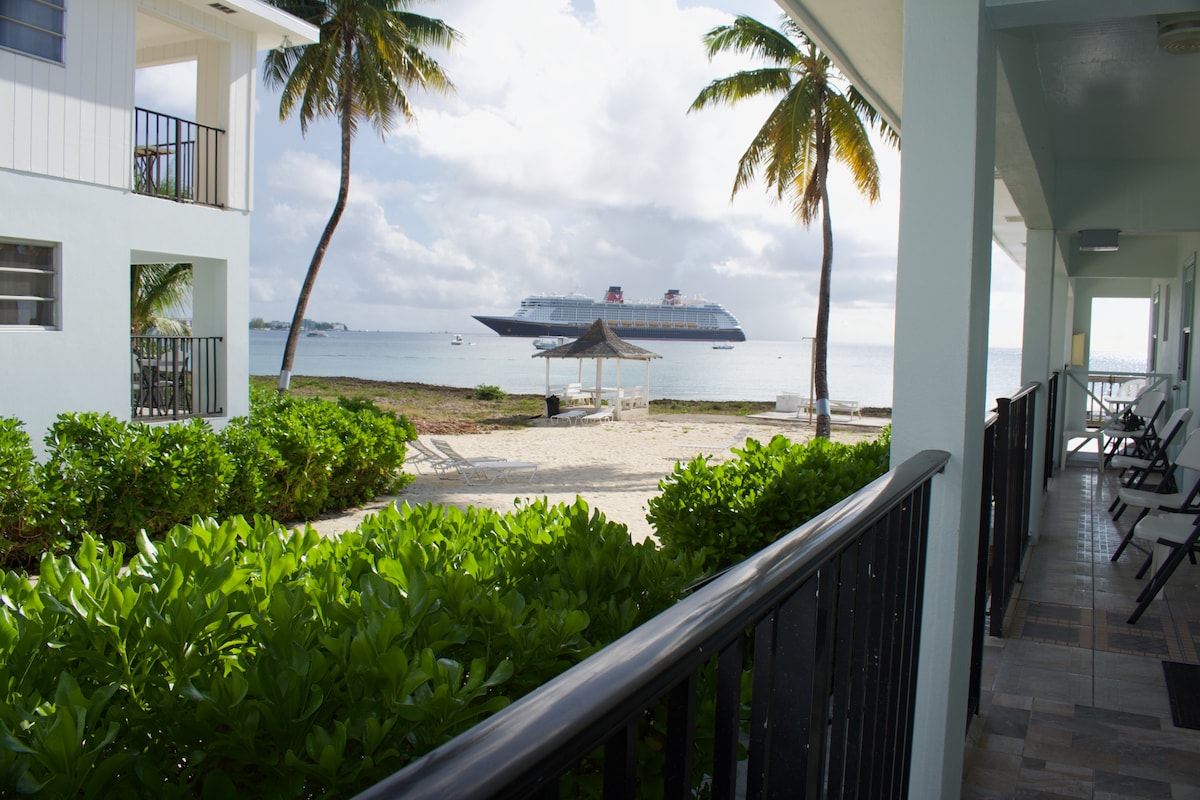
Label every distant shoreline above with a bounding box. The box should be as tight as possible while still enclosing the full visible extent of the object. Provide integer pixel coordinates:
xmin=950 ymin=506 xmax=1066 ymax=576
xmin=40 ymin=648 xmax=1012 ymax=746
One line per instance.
xmin=250 ymin=374 xmax=893 ymax=424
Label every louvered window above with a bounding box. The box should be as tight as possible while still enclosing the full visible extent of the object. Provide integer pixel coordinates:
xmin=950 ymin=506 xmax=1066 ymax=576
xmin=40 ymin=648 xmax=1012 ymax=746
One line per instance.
xmin=0 ymin=0 xmax=65 ymax=63
xmin=0 ymin=240 xmax=58 ymax=327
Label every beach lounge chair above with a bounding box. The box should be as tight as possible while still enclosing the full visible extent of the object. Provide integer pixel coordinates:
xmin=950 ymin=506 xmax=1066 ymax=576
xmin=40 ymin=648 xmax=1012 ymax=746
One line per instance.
xmin=455 ymin=459 xmax=538 ymax=486
xmin=406 ymin=438 xmax=451 ymax=474
xmin=579 ymin=408 xmax=613 ymax=424
xmin=427 ymin=439 xmax=537 ymax=485
xmin=427 ymin=439 xmax=507 ymax=480
xmin=551 ymin=409 xmax=588 ymax=426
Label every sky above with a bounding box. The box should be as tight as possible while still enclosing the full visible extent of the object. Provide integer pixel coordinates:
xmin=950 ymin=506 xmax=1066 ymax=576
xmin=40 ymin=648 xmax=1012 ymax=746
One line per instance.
xmin=135 ymin=0 xmax=1041 ymax=346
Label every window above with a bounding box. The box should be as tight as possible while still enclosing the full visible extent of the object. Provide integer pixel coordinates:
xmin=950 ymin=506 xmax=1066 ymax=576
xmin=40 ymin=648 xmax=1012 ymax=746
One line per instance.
xmin=0 ymin=0 xmax=64 ymax=63
xmin=0 ymin=239 xmax=57 ymax=327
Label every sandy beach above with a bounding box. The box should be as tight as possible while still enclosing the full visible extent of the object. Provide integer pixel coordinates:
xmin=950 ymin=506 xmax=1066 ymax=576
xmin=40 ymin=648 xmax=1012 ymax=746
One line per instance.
xmin=307 ymin=415 xmax=884 ymax=544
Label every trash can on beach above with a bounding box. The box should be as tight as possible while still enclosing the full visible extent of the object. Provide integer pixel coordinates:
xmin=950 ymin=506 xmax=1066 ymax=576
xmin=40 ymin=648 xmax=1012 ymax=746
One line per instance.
xmin=546 ymin=395 xmax=560 ymax=417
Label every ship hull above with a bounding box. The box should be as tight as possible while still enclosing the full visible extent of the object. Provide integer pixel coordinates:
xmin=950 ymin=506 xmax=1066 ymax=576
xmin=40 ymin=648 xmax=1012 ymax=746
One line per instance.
xmin=473 ymin=315 xmax=746 ymax=342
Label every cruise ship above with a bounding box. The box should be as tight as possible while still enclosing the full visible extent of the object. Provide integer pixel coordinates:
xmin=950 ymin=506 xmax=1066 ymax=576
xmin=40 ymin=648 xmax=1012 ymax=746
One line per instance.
xmin=473 ymin=287 xmax=746 ymax=342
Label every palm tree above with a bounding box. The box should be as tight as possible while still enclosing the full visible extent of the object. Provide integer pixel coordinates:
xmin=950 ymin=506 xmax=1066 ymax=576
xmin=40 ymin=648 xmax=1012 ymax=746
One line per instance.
xmin=690 ymin=15 xmax=896 ymax=438
xmin=131 ymin=263 xmax=191 ymax=336
xmin=263 ymin=0 xmax=459 ymax=391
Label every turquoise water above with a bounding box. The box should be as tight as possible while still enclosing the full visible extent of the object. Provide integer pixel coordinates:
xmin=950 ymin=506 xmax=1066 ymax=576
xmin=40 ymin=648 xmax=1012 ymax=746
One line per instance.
xmin=250 ymin=330 xmax=1146 ymax=408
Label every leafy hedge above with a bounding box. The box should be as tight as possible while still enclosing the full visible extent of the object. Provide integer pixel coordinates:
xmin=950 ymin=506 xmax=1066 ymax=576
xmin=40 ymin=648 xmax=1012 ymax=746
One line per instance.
xmin=0 ymin=501 xmax=699 ymax=797
xmin=0 ymin=393 xmax=416 ymax=569
xmin=647 ymin=430 xmax=891 ymax=573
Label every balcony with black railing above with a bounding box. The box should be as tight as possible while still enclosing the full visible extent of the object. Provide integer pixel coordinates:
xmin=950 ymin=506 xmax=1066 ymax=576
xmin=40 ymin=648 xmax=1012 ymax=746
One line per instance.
xmin=131 ymin=335 xmax=224 ymax=421
xmin=133 ymin=108 xmax=225 ymax=208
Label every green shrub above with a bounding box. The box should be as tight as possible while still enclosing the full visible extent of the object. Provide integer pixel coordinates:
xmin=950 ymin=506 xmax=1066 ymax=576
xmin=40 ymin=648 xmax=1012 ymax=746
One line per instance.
xmin=471 ymin=384 xmax=506 ymax=401
xmin=225 ymin=391 xmax=415 ymax=522
xmin=0 ymin=500 xmax=697 ymax=797
xmin=648 ymin=429 xmax=891 ymax=573
xmin=0 ymin=419 xmax=45 ymax=569
xmin=37 ymin=414 xmax=233 ymax=548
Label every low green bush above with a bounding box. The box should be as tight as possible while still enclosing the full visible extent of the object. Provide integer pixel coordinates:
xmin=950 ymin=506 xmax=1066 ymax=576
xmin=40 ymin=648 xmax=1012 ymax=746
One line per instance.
xmin=38 ymin=414 xmax=233 ymax=549
xmin=648 ymin=429 xmax=891 ymax=573
xmin=0 ymin=420 xmax=44 ymax=570
xmin=0 ymin=500 xmax=698 ymax=797
xmin=0 ymin=392 xmax=417 ymax=568
xmin=221 ymin=391 xmax=415 ymax=522
xmin=471 ymin=384 xmax=506 ymax=401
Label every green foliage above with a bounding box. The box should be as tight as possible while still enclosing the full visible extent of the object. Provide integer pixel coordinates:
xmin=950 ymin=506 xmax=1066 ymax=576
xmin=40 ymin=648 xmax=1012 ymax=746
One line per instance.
xmin=471 ymin=384 xmax=506 ymax=401
xmin=221 ymin=391 xmax=416 ymax=522
xmin=38 ymin=414 xmax=232 ymax=549
xmin=648 ymin=429 xmax=891 ymax=573
xmin=0 ymin=393 xmax=417 ymax=568
xmin=0 ymin=500 xmax=695 ymax=797
xmin=0 ymin=420 xmax=44 ymax=570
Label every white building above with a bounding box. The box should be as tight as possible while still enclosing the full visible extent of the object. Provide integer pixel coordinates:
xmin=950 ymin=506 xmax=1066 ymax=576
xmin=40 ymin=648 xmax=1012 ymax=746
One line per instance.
xmin=0 ymin=0 xmax=316 ymax=450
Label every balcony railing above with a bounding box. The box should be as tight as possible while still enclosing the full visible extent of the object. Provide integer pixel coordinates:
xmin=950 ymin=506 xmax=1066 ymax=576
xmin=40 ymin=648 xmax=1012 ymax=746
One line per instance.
xmin=969 ymin=381 xmax=1041 ymax=722
xmin=131 ymin=335 xmax=224 ymax=421
xmin=133 ymin=108 xmax=224 ymax=208
xmin=1066 ymin=369 xmax=1172 ymax=424
xmin=356 ymin=450 xmax=951 ymax=799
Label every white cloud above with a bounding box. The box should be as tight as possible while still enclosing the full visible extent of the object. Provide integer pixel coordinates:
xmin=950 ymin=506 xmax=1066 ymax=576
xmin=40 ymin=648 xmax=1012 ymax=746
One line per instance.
xmin=244 ymin=0 xmax=922 ymax=342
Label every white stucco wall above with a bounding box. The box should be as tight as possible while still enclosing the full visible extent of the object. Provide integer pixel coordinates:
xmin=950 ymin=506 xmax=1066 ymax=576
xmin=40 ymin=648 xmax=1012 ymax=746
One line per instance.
xmin=0 ymin=170 xmax=249 ymax=453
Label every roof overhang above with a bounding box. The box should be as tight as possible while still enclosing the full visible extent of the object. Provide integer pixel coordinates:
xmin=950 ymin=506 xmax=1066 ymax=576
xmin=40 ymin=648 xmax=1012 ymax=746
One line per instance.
xmin=170 ymin=0 xmax=319 ymax=49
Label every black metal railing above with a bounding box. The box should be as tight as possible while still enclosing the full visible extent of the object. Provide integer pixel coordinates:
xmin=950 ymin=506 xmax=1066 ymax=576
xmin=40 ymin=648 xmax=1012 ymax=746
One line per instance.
xmin=986 ymin=383 xmax=1039 ymax=638
xmin=131 ymin=335 xmax=224 ymax=420
xmin=133 ymin=108 xmax=224 ymax=208
xmin=355 ymin=450 xmax=951 ymax=800
xmin=1043 ymin=371 xmax=1059 ymax=489
xmin=969 ymin=411 xmax=999 ymax=723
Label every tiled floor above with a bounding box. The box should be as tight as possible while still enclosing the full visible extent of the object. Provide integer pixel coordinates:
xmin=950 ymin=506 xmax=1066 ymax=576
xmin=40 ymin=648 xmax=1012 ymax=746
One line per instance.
xmin=963 ymin=460 xmax=1200 ymax=799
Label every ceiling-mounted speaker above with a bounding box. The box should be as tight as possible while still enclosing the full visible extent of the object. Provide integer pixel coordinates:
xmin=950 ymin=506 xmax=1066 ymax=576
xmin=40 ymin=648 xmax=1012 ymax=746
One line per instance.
xmin=1158 ymin=17 xmax=1200 ymax=54
xmin=1079 ymin=229 xmax=1120 ymax=252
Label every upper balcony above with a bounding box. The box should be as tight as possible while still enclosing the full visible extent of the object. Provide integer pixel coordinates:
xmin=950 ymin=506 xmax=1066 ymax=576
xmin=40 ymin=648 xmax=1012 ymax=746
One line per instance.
xmin=133 ymin=107 xmax=224 ymax=208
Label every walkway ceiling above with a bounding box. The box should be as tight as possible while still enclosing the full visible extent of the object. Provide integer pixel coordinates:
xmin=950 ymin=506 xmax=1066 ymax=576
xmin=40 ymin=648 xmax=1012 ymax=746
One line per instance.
xmin=777 ymin=0 xmax=1200 ymax=279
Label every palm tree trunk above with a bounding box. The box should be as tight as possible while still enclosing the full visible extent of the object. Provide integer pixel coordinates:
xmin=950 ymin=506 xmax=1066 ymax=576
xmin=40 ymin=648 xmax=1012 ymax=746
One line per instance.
xmin=814 ymin=135 xmax=833 ymax=438
xmin=277 ymin=79 xmax=355 ymax=392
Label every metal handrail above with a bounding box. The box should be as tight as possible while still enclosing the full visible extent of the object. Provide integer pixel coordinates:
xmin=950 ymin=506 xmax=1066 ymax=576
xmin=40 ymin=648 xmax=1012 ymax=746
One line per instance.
xmin=133 ymin=107 xmax=225 ymax=208
xmin=131 ymin=335 xmax=224 ymax=420
xmin=356 ymin=449 xmax=951 ymax=800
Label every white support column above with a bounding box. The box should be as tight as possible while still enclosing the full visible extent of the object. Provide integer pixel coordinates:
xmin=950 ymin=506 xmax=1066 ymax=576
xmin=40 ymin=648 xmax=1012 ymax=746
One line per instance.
xmin=1022 ymin=229 xmax=1057 ymax=540
xmin=892 ymin=0 xmax=995 ymax=796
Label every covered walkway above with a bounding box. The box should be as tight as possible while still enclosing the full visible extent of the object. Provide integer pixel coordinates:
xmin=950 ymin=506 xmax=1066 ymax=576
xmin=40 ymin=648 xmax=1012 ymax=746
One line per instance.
xmin=965 ymin=459 xmax=1200 ymax=797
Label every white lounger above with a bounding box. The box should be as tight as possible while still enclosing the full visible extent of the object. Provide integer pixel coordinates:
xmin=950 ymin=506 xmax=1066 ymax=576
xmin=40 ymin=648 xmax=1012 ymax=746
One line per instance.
xmin=551 ymin=409 xmax=588 ymax=425
xmin=457 ymin=460 xmax=538 ymax=486
xmin=580 ymin=408 xmax=613 ymax=424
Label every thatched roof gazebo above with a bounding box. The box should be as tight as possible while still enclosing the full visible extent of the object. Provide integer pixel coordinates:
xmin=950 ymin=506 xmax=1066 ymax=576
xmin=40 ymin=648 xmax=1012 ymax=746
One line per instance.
xmin=533 ymin=319 xmax=661 ymax=420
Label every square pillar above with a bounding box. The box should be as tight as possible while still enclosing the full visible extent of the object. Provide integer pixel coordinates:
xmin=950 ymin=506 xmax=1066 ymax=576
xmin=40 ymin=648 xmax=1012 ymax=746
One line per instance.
xmin=891 ymin=0 xmax=996 ymax=796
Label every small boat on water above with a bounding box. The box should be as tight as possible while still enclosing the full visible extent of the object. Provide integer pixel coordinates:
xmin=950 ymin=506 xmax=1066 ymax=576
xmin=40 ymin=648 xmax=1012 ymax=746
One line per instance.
xmin=532 ymin=336 xmax=568 ymax=350
xmin=306 ymin=331 xmax=327 ymax=338
xmin=450 ymin=334 xmax=464 ymax=345
xmin=712 ymin=343 xmax=734 ymax=350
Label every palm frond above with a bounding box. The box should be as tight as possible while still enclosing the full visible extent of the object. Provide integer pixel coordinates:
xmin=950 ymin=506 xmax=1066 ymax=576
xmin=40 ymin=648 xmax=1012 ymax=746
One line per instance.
xmin=702 ymin=15 xmax=799 ymax=65
xmin=131 ymin=263 xmax=192 ymax=336
xmin=689 ymin=68 xmax=792 ymax=112
xmin=827 ymin=93 xmax=881 ymax=202
xmin=846 ymin=86 xmax=899 ymax=148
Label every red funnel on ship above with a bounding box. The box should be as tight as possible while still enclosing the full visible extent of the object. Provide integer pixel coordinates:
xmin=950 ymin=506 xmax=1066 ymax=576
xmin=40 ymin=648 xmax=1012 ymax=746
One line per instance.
xmin=663 ymin=289 xmax=682 ymax=306
xmin=604 ymin=286 xmax=624 ymax=303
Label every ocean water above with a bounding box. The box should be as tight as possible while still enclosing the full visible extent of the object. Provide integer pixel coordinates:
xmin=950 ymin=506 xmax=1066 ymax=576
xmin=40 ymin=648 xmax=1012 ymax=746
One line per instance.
xmin=250 ymin=330 xmax=1147 ymax=409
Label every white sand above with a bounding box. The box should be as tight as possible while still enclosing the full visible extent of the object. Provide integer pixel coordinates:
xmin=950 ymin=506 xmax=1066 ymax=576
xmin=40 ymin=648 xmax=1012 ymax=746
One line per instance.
xmin=306 ymin=416 xmax=882 ymax=544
